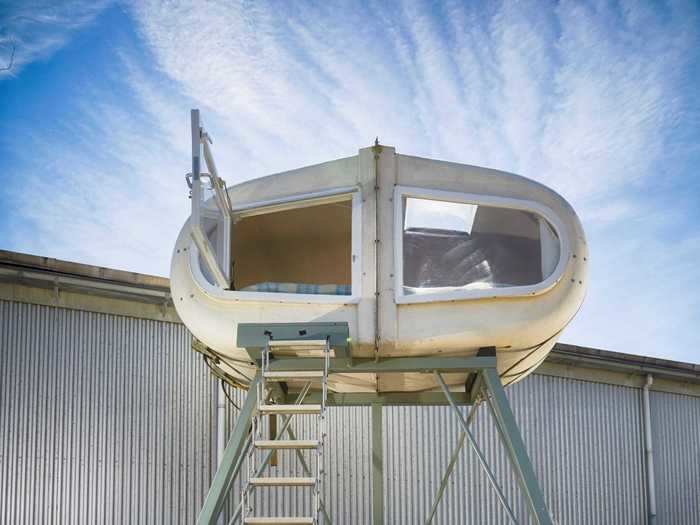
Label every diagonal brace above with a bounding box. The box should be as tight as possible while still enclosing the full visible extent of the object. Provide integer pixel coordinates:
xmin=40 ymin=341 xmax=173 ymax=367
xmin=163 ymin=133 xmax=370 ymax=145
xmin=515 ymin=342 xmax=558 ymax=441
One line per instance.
xmin=435 ymin=372 xmax=518 ymax=524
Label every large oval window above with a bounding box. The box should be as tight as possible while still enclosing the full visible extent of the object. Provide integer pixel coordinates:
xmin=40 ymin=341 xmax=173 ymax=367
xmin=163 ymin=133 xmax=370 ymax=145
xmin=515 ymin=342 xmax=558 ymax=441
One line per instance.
xmin=400 ymin=195 xmax=561 ymax=297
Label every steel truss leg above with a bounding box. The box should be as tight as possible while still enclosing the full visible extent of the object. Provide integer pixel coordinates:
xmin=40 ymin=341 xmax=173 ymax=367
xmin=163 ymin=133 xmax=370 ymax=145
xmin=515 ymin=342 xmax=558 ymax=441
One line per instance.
xmin=198 ymin=374 xmax=261 ymax=525
xmin=481 ymin=369 xmax=553 ymax=525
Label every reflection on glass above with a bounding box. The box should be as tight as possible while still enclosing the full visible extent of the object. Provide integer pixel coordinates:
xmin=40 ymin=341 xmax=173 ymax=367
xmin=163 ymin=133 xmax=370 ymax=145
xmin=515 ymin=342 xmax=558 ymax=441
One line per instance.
xmin=402 ymin=197 xmax=560 ymax=295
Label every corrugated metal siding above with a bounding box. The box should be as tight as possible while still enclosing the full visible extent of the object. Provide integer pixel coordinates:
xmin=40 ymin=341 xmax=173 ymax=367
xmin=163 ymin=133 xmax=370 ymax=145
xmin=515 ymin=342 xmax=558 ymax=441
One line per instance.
xmin=651 ymin=391 xmax=700 ymax=524
xmin=0 ymin=300 xmax=212 ymax=524
xmin=2 ymin=298 xmax=699 ymax=524
xmin=384 ymin=375 xmax=647 ymax=525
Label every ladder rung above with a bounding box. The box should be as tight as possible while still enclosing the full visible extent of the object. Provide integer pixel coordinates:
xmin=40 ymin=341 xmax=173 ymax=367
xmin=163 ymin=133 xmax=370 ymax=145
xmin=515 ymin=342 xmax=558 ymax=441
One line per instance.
xmin=249 ymin=476 xmax=315 ymax=487
xmin=255 ymin=440 xmax=319 ymax=449
xmin=244 ymin=518 xmax=314 ymax=524
xmin=259 ymin=404 xmax=321 ymax=415
xmin=267 ymin=340 xmax=332 ymax=357
xmin=264 ymin=371 xmax=324 ymax=381
xmin=268 ymin=339 xmax=327 ymax=348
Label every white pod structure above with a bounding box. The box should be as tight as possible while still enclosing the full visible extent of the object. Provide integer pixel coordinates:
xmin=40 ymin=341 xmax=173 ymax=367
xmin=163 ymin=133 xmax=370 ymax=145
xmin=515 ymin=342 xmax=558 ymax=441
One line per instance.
xmin=171 ymin=133 xmax=587 ymax=393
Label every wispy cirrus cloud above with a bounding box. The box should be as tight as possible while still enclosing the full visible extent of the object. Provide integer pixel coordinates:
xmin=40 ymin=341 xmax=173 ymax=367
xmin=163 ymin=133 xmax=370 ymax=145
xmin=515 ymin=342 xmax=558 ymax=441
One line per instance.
xmin=2 ymin=0 xmax=699 ymax=360
xmin=0 ymin=1 xmax=110 ymax=77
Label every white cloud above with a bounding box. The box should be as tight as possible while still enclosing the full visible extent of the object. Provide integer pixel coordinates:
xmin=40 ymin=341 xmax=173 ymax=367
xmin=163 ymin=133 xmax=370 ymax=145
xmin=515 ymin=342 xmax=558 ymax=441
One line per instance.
xmin=5 ymin=0 xmax=699 ymax=361
xmin=0 ymin=1 xmax=110 ymax=77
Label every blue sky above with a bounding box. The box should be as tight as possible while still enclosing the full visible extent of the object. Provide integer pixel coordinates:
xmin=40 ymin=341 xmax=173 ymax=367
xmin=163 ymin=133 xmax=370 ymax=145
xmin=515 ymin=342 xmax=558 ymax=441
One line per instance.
xmin=1 ymin=0 xmax=699 ymax=362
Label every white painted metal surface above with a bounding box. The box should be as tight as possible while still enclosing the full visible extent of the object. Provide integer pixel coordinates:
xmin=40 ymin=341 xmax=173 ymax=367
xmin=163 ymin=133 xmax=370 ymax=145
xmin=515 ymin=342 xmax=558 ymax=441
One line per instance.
xmin=170 ymin=145 xmax=588 ymax=391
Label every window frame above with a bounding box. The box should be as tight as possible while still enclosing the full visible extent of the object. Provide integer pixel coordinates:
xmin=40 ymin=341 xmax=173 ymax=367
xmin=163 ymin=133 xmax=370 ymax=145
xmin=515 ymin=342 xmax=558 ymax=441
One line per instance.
xmin=393 ymin=185 xmax=570 ymax=305
xmin=189 ymin=186 xmax=362 ymax=304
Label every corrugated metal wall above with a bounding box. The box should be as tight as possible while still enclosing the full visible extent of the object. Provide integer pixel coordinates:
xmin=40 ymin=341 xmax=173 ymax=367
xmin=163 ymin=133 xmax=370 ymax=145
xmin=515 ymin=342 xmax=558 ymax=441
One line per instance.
xmin=0 ymin=300 xmax=213 ymax=524
xmin=651 ymin=391 xmax=700 ymax=524
xmin=384 ymin=375 xmax=648 ymax=524
xmin=2 ymin=299 xmax=699 ymax=524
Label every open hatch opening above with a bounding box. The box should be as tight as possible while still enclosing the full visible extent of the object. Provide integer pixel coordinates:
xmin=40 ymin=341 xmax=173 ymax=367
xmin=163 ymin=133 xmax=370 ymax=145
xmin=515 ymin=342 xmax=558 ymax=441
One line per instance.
xmin=231 ymin=198 xmax=353 ymax=295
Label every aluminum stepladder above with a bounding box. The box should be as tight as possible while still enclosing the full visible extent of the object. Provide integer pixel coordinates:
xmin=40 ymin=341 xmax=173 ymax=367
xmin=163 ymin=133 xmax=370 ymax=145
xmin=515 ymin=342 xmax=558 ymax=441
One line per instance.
xmin=241 ymin=336 xmax=331 ymax=525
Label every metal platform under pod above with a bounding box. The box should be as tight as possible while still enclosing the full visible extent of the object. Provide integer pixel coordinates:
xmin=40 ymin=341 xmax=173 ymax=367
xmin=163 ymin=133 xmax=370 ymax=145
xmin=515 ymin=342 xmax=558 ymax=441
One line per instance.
xmin=197 ymin=322 xmax=553 ymax=525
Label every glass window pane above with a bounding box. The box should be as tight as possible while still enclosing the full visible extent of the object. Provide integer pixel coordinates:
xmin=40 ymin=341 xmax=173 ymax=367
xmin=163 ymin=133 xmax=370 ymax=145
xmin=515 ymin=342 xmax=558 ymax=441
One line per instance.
xmin=402 ymin=197 xmax=560 ymax=295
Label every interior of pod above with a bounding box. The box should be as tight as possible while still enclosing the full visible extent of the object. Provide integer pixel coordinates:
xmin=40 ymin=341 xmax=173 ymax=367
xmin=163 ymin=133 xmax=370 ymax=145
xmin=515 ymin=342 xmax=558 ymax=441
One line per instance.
xmin=231 ymin=198 xmax=352 ymax=294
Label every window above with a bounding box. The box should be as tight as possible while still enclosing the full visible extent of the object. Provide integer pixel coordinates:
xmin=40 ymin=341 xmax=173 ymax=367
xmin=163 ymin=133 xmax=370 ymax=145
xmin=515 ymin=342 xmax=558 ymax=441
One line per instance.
xmin=398 ymin=192 xmax=562 ymax=300
xmin=230 ymin=197 xmax=353 ymax=296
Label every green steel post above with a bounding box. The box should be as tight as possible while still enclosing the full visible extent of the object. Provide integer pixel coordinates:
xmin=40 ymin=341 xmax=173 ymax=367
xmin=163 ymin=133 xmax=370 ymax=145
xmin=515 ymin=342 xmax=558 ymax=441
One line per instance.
xmin=482 ymin=369 xmax=553 ymax=525
xmin=197 ymin=374 xmax=260 ymax=525
xmin=372 ymin=403 xmax=384 ymax=525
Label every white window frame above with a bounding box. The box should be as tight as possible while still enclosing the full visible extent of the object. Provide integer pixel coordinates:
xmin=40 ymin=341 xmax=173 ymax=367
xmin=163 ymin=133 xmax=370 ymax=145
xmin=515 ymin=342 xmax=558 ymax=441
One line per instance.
xmin=189 ymin=186 xmax=362 ymax=304
xmin=394 ymin=185 xmax=571 ymax=305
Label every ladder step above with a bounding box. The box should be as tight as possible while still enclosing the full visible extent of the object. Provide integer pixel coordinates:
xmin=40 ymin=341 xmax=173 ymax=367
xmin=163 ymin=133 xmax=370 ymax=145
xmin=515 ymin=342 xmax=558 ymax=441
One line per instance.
xmin=267 ymin=339 xmax=332 ymax=357
xmin=249 ymin=477 xmax=315 ymax=487
xmin=244 ymin=518 xmax=314 ymax=524
xmin=264 ymin=370 xmax=324 ymax=381
xmin=260 ymin=404 xmax=321 ymax=415
xmin=255 ymin=440 xmax=319 ymax=449
xmin=269 ymin=339 xmax=327 ymax=348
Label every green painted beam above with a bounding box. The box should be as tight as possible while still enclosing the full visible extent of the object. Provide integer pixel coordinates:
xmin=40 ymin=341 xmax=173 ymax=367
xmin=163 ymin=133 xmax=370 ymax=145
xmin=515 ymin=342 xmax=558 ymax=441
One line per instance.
xmin=300 ymin=391 xmax=472 ymax=406
xmin=197 ymin=373 xmax=260 ymax=525
xmin=237 ymin=322 xmax=350 ymax=358
xmin=482 ymin=368 xmax=553 ymax=525
xmin=371 ymin=403 xmax=384 ymax=525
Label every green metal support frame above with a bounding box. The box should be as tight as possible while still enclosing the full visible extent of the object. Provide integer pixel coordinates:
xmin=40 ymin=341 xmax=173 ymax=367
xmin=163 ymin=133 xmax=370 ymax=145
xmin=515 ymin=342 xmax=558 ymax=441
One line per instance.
xmin=197 ymin=324 xmax=553 ymax=525
xmin=482 ymin=368 xmax=552 ymax=524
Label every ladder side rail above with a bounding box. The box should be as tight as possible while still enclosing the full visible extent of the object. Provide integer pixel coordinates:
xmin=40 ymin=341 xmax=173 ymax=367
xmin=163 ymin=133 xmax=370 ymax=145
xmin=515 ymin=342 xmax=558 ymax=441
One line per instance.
xmin=314 ymin=337 xmax=330 ymax=523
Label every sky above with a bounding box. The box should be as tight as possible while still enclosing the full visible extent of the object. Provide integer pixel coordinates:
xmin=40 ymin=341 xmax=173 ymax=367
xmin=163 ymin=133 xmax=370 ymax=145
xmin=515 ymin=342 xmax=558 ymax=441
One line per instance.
xmin=1 ymin=0 xmax=699 ymax=362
